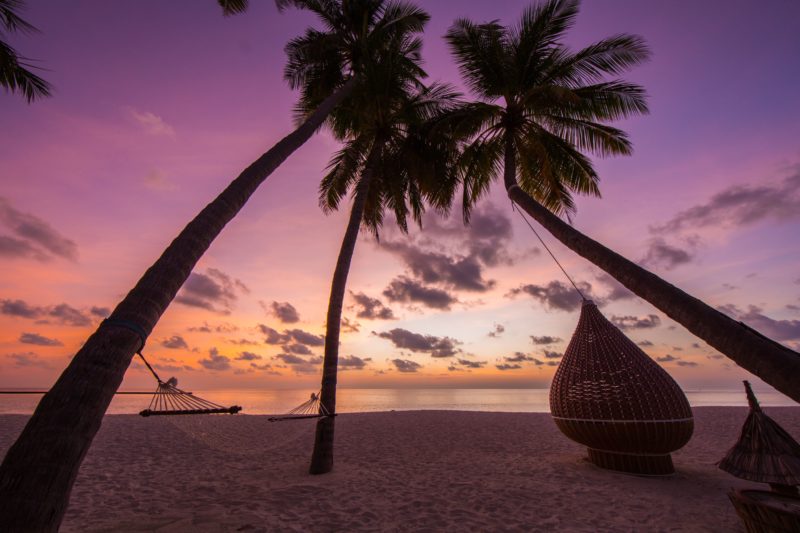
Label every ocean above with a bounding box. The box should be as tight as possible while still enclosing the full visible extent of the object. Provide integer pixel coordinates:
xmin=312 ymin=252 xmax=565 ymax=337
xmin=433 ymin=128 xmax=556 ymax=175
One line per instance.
xmin=0 ymin=388 xmax=796 ymax=415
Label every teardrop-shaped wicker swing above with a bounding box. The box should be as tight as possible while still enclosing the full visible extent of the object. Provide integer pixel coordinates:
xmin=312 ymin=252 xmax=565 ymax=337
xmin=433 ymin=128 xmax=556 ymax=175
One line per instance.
xmin=511 ymin=200 xmax=693 ymax=475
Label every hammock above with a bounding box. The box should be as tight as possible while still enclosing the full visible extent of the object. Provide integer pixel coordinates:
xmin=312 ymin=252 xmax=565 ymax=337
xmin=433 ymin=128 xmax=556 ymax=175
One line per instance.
xmin=269 ymin=392 xmax=331 ymax=422
xmin=140 ymin=377 xmax=242 ymax=417
xmin=101 ymin=318 xmax=242 ymax=417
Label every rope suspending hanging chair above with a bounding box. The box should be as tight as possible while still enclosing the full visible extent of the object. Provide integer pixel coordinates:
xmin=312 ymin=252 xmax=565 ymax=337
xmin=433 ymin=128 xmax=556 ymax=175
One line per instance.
xmin=268 ymin=391 xmax=332 ymax=422
xmin=102 ymin=319 xmax=242 ymax=417
xmin=510 ymin=199 xmax=693 ymax=475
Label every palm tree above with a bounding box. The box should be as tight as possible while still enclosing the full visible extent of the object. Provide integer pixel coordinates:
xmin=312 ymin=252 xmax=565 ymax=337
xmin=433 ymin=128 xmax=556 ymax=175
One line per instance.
xmin=0 ymin=1 xmax=430 ymax=530
xmin=306 ymin=32 xmax=460 ymax=473
xmin=445 ymin=0 xmax=800 ymax=403
xmin=1 ymin=0 xmax=51 ymax=102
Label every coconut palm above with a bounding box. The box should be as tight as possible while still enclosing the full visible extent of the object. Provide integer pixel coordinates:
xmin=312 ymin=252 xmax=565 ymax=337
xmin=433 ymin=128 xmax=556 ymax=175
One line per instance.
xmin=307 ymin=40 xmax=460 ymax=473
xmin=1 ymin=0 xmax=51 ymax=102
xmin=0 ymin=1 xmax=430 ymax=530
xmin=445 ymin=0 xmax=800 ymax=402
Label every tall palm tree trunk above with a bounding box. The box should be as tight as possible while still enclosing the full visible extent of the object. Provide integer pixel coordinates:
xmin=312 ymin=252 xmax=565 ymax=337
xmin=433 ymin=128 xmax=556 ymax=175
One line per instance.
xmin=503 ymin=136 xmax=800 ymax=403
xmin=309 ymin=142 xmax=382 ymax=475
xmin=0 ymin=79 xmax=356 ymax=532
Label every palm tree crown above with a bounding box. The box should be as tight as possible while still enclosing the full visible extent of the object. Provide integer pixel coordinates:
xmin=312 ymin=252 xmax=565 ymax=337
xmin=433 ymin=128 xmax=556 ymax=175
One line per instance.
xmin=445 ymin=0 xmax=649 ymax=217
xmin=281 ymin=0 xmax=429 ymax=124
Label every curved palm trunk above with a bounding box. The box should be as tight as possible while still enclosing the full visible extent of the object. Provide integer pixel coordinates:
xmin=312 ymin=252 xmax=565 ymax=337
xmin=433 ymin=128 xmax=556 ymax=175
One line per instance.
xmin=0 ymin=79 xmax=356 ymax=532
xmin=503 ymin=135 xmax=800 ymax=403
xmin=309 ymin=142 xmax=382 ymax=475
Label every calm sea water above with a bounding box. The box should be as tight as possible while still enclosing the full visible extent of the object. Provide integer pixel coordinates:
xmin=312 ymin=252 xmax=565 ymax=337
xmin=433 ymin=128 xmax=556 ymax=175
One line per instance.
xmin=0 ymin=388 xmax=796 ymax=415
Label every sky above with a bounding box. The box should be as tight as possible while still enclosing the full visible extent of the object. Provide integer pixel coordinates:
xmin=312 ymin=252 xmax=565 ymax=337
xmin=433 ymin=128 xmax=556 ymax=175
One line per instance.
xmin=1 ymin=0 xmax=799 ymax=393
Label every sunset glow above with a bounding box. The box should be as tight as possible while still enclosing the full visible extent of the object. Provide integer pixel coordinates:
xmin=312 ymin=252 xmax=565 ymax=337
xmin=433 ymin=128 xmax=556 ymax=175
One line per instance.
xmin=2 ymin=0 xmax=799 ymax=393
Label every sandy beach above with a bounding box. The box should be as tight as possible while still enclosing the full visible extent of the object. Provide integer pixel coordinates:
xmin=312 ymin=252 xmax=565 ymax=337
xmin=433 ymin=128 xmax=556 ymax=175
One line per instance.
xmin=1 ymin=407 xmax=798 ymax=532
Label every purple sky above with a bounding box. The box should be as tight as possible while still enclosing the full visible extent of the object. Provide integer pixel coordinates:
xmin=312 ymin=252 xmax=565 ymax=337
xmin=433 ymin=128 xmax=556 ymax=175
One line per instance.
xmin=1 ymin=0 xmax=799 ymax=392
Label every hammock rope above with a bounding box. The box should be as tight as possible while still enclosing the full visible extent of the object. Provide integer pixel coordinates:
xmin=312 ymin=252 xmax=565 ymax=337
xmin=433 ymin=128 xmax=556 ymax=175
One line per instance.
xmin=101 ymin=318 xmax=242 ymax=417
xmin=268 ymin=392 xmax=332 ymax=422
xmin=510 ymin=198 xmax=586 ymax=301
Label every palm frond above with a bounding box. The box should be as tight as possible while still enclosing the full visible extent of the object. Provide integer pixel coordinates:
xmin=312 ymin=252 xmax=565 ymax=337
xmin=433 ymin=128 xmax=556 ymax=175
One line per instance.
xmin=445 ymin=18 xmax=508 ymax=99
xmin=319 ymin=135 xmax=371 ymax=212
xmin=0 ymin=0 xmax=37 ymax=33
xmin=218 ymin=0 xmax=248 ymax=16
xmin=544 ymin=34 xmax=650 ymax=86
xmin=539 ymin=115 xmax=632 ymax=157
xmin=0 ymin=40 xmax=51 ymax=102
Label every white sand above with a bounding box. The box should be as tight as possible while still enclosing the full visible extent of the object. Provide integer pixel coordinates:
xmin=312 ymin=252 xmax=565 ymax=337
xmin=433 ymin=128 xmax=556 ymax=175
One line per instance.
xmin=1 ymin=407 xmax=798 ymax=532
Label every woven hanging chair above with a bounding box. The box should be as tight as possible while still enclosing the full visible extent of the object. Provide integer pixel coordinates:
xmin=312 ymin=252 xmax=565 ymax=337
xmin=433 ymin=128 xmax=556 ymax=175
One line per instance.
xmin=550 ymin=300 xmax=694 ymax=475
xmin=719 ymin=381 xmax=800 ymax=494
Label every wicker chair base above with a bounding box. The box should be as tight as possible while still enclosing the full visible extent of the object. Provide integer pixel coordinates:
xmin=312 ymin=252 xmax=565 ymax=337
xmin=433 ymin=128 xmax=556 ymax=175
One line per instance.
xmin=587 ymin=448 xmax=674 ymax=475
xmin=728 ymin=489 xmax=800 ymax=533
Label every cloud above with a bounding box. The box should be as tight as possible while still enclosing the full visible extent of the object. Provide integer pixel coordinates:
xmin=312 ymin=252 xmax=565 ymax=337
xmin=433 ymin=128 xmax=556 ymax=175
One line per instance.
xmin=677 ymin=360 xmax=699 ymax=367
xmin=236 ymin=351 xmax=262 ymax=361
xmin=377 ymin=203 xmax=514 ymax=303
xmin=267 ymin=301 xmax=300 ymax=324
xmin=341 ymin=317 xmax=361 ymax=333
xmin=656 ymin=354 xmax=678 ymax=362
xmin=419 ymin=203 xmax=514 ymax=267
xmin=457 ymin=358 xmax=485 ymax=369
xmin=47 ymin=304 xmax=92 ymax=327
xmin=250 ymin=362 xmax=280 ymax=374
xmin=129 ymin=109 xmax=176 ymax=137
xmin=258 ymin=325 xmax=324 ymax=347
xmin=383 ymin=277 xmax=457 ymax=310
xmin=643 ymin=169 xmax=800 ymax=269
xmin=638 ymin=340 xmax=654 ymax=347
xmin=543 ymin=350 xmax=563 ymax=359
xmin=161 ymin=335 xmax=188 ymax=350
xmin=610 ymin=314 xmax=661 ymax=330
xmin=507 ymin=280 xmax=593 ymax=312
xmin=505 ymin=352 xmax=536 ymax=363
xmin=381 ymin=241 xmax=495 ymax=292
xmin=719 ymin=304 xmax=800 ymax=341
xmin=187 ymin=321 xmax=239 ymax=333
xmin=1 ymin=299 xmax=43 ymax=318
xmin=496 ymin=363 xmax=522 ymax=371
xmin=375 ymin=328 xmax=461 ymax=357
xmin=0 ymin=299 xmax=92 ymax=326
xmin=0 ymin=197 xmax=79 ymax=261
xmin=227 ymin=338 xmax=259 ymax=345
xmin=273 ymin=353 xmax=323 ymax=374
xmin=90 ymin=306 xmax=110 ymax=317
xmin=340 ymin=355 xmax=371 ymax=370
xmin=175 ymin=268 xmax=248 ymax=314
xmin=283 ymin=343 xmax=313 ymax=355
xmin=350 ymin=292 xmax=395 ymax=320
xmin=0 ymin=236 xmax=47 ymax=260
xmin=285 ymin=329 xmax=324 ymax=346
xmin=19 ymin=332 xmax=63 ymax=346
xmin=487 ymin=324 xmax=504 ymax=338
xmin=593 ymin=272 xmax=634 ymax=302
xmin=258 ymin=325 xmax=290 ymax=344
xmin=392 ymin=359 xmax=422 ymax=373
xmin=153 ymin=363 xmax=195 ymax=374
xmin=641 ymin=238 xmax=696 ymax=270
xmin=530 ymin=335 xmax=562 ymax=345
xmin=198 ymin=347 xmax=231 ymax=371
xmin=651 ymin=169 xmax=800 ymax=235
xmin=6 ymin=351 xmax=51 ymax=368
